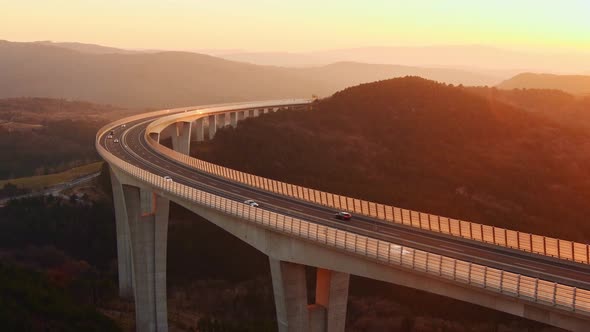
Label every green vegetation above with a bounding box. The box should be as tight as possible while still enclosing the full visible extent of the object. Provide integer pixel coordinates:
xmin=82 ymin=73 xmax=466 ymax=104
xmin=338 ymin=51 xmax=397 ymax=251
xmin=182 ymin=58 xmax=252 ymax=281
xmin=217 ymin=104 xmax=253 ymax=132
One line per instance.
xmin=0 ymin=162 xmax=103 ymax=191
xmin=0 ymin=97 xmax=135 ymax=180
xmin=196 ymin=316 xmax=275 ymax=332
xmin=468 ymin=86 xmax=590 ymax=130
xmin=0 ymin=263 xmax=120 ymax=332
xmin=0 ymin=189 xmax=121 ymax=330
xmin=0 ymin=195 xmax=117 ymax=268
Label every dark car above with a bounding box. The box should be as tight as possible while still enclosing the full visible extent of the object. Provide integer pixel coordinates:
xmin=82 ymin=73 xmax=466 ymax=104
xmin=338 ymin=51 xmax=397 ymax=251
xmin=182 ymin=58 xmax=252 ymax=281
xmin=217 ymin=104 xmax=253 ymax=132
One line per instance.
xmin=335 ymin=211 xmax=352 ymax=220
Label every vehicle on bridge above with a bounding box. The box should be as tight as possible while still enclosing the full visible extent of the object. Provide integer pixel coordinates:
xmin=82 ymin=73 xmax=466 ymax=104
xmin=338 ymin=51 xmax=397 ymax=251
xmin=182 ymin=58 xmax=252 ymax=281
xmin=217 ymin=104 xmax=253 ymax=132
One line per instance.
xmin=335 ymin=211 xmax=352 ymax=220
xmin=97 ymin=100 xmax=590 ymax=332
xmin=113 ymin=138 xmax=119 ymax=143
xmin=244 ymin=199 xmax=259 ymax=207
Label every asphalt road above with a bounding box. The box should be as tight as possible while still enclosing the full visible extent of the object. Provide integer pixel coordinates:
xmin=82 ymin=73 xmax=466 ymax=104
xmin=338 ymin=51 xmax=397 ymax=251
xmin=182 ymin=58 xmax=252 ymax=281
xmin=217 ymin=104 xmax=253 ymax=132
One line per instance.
xmin=0 ymin=172 xmax=100 ymax=206
xmin=100 ymin=114 xmax=590 ymax=290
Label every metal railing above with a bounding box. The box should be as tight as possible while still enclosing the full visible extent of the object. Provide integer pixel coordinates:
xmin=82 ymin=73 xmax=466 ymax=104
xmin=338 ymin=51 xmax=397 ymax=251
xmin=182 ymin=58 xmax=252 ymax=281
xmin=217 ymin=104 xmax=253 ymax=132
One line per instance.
xmin=96 ymin=119 xmax=590 ymax=317
xmin=143 ymin=103 xmax=590 ymax=266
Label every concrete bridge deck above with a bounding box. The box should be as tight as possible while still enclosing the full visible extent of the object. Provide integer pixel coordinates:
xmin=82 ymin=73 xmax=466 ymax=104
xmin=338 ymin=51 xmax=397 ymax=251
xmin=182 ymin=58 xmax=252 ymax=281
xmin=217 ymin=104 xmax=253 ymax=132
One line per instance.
xmin=97 ymin=100 xmax=590 ymax=332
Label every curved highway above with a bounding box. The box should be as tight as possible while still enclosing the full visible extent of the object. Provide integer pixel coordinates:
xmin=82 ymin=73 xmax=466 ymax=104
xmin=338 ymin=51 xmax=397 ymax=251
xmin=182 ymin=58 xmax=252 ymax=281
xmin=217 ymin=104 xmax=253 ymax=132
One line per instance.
xmin=98 ymin=103 xmax=590 ymax=292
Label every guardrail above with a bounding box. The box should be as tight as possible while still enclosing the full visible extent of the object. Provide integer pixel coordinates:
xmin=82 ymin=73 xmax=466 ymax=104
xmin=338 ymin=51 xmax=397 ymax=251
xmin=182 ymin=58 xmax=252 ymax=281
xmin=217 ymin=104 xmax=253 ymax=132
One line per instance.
xmin=97 ymin=118 xmax=590 ymax=316
xmin=144 ymin=104 xmax=590 ymax=266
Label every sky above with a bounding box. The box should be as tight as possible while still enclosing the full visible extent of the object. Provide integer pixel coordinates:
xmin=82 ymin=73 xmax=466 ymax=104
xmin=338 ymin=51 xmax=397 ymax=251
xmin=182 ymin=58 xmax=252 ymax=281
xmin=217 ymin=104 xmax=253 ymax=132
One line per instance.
xmin=1 ymin=0 xmax=589 ymax=53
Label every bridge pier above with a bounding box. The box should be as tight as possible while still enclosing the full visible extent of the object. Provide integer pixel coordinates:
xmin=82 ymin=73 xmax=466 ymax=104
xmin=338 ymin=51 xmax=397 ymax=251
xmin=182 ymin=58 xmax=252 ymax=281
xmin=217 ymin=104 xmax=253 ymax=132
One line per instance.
xmin=216 ymin=114 xmax=226 ymax=129
xmin=148 ymin=132 xmax=160 ymax=143
xmin=238 ymin=110 xmax=246 ymax=121
xmin=110 ymin=169 xmax=134 ymax=299
xmin=123 ymin=185 xmax=170 ymax=332
xmin=315 ymin=268 xmax=349 ymax=332
xmin=230 ymin=111 xmax=238 ymax=128
xmin=270 ymin=258 xmax=309 ymax=332
xmin=208 ymin=114 xmax=216 ymax=139
xmin=191 ymin=118 xmax=204 ymax=142
xmin=171 ymin=121 xmax=191 ymax=155
xmin=159 ymin=125 xmax=174 ymax=143
xmin=269 ymin=258 xmax=350 ymax=332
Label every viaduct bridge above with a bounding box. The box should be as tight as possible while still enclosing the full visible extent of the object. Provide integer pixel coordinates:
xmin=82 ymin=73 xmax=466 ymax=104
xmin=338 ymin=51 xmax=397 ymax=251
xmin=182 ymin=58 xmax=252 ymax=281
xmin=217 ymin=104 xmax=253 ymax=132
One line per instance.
xmin=96 ymin=100 xmax=590 ymax=331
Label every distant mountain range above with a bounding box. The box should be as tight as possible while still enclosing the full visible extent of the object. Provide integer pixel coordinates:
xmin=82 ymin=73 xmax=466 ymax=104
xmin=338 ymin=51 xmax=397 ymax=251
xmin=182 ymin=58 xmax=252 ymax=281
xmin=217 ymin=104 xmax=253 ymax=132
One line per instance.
xmin=497 ymin=73 xmax=590 ymax=95
xmin=219 ymin=45 xmax=590 ymax=74
xmin=0 ymin=40 xmax=501 ymax=108
xmin=32 ymin=40 xmax=141 ymax=55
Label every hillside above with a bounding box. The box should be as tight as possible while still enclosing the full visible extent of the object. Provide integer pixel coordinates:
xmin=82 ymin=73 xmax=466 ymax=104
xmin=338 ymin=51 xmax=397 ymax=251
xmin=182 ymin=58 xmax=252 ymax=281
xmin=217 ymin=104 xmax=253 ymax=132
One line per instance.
xmin=0 ymin=41 xmax=498 ymax=108
xmin=193 ymin=77 xmax=590 ymax=242
xmin=0 ymin=98 xmax=136 ymax=179
xmin=32 ymin=40 xmax=140 ymax=54
xmin=467 ymin=87 xmax=590 ymax=129
xmin=498 ymin=73 xmax=590 ymax=95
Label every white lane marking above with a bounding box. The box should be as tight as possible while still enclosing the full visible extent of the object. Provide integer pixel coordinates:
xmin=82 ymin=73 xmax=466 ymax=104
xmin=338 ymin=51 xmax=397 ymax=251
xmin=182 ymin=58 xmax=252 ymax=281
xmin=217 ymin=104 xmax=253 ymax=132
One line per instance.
xmin=439 ymin=244 xmax=464 ymax=253
xmin=514 ymin=262 xmax=546 ymax=272
xmin=291 ymin=207 xmax=305 ymax=212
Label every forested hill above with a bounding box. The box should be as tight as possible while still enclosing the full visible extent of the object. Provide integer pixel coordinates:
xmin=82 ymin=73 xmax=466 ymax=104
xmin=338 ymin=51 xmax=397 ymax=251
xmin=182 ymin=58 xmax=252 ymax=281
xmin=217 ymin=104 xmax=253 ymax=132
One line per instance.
xmin=466 ymin=86 xmax=590 ymax=130
xmin=193 ymin=76 xmax=590 ymax=242
xmin=497 ymin=73 xmax=590 ymax=95
xmin=0 ymin=98 xmax=136 ymax=179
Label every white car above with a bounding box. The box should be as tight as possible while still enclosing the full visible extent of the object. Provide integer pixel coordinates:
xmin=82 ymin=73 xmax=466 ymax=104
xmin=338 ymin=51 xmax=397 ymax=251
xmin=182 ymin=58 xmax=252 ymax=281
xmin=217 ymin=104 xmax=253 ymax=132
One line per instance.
xmin=164 ymin=176 xmax=173 ymax=182
xmin=121 ymin=124 xmax=126 ymax=128
xmin=244 ymin=199 xmax=259 ymax=207
xmin=113 ymin=138 xmax=119 ymax=143
xmin=107 ymin=135 xmax=113 ymax=139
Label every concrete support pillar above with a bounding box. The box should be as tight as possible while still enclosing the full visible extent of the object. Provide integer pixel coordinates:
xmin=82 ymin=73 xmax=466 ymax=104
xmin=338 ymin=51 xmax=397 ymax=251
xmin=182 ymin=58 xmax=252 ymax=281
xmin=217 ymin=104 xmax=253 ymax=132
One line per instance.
xmin=315 ymin=269 xmax=350 ymax=332
xmin=110 ymin=168 xmax=134 ymax=299
xmin=148 ymin=132 xmax=160 ymax=143
xmin=269 ymin=258 xmax=309 ymax=332
xmin=191 ymin=118 xmax=204 ymax=142
xmin=208 ymin=114 xmax=216 ymax=140
xmin=308 ymin=305 xmax=326 ymax=332
xmin=230 ymin=112 xmax=238 ymax=128
xmin=123 ymin=186 xmax=170 ymax=332
xmin=171 ymin=121 xmax=191 ymax=155
xmin=159 ymin=125 xmax=174 ymax=142
xmin=216 ymin=114 xmax=226 ymax=129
